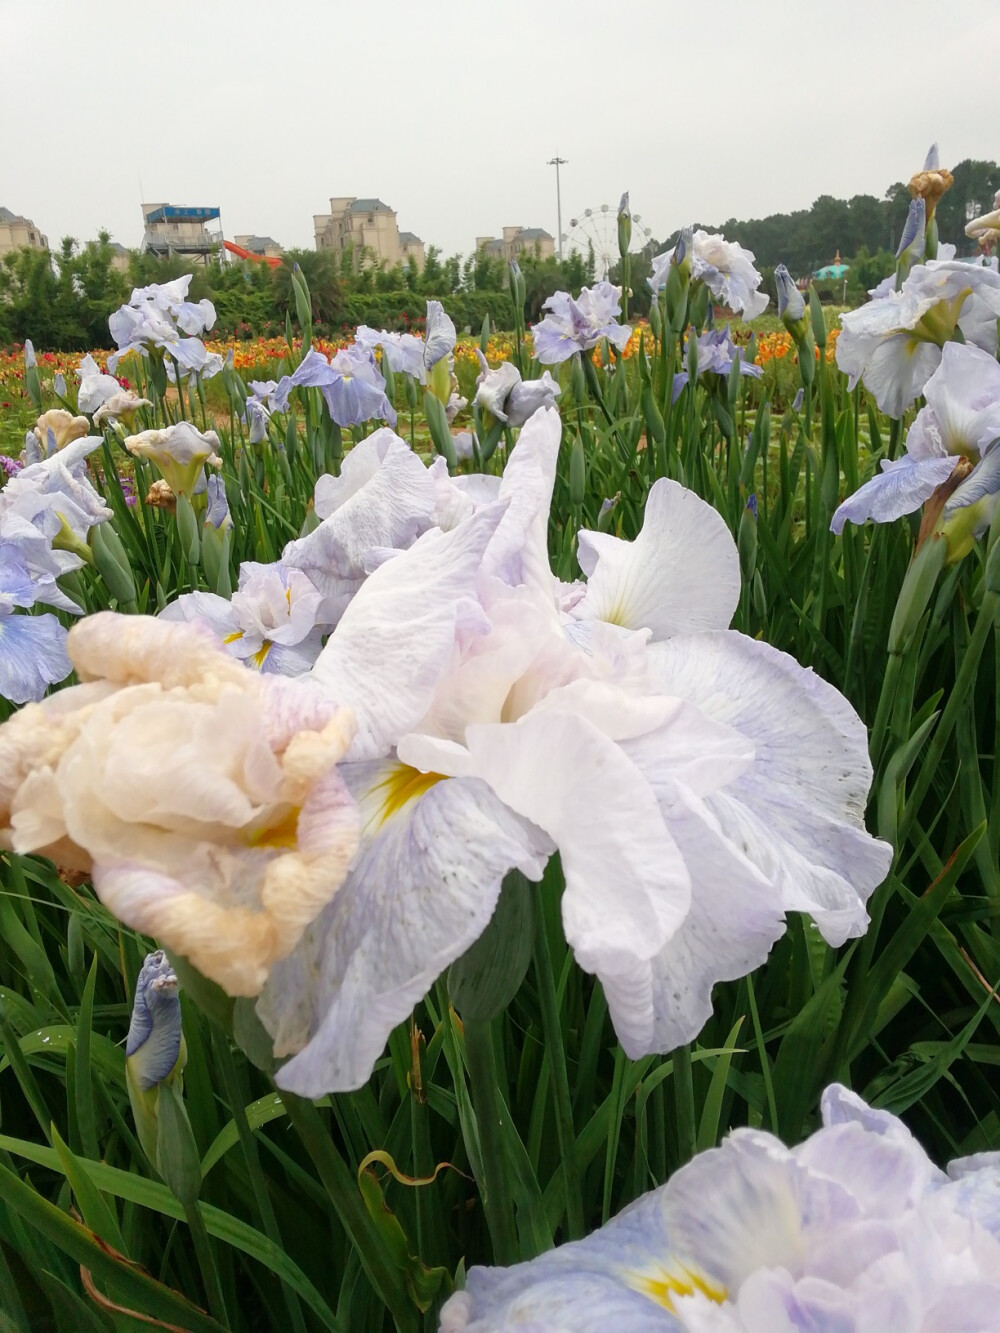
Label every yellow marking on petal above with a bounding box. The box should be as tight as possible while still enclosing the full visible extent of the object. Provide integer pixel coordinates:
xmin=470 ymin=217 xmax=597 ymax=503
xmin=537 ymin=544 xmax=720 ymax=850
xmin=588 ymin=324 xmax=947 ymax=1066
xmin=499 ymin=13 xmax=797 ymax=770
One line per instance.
xmin=369 ymin=764 xmax=446 ymax=831
xmin=223 ymin=630 xmax=244 ymax=644
xmin=627 ymin=1266 xmax=727 ymax=1313
xmin=250 ymin=640 xmax=274 ymax=669
xmin=246 ymin=804 xmax=301 ymax=849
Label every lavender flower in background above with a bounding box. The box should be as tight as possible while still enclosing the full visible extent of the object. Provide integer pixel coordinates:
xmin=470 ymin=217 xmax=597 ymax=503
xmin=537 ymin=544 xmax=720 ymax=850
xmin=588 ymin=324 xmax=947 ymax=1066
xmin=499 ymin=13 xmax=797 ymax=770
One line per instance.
xmin=473 ymin=349 xmax=562 ymax=426
xmin=423 ymin=300 xmax=457 ymax=372
xmin=649 ymin=230 xmax=769 ymax=319
xmin=672 ymin=328 xmax=762 ymax=401
xmin=832 ymin=341 xmax=1000 ymax=534
xmin=23 ymin=340 xmax=36 ymax=370
xmin=533 ymin=281 xmax=632 ymax=364
xmin=271 ymin=346 xmax=396 ymax=428
xmin=355 ymin=326 xmax=426 ymax=382
xmin=0 ymin=457 xmax=23 ymax=478
xmin=0 ymin=541 xmax=72 ymax=703
xmin=836 ymin=257 xmax=1000 ymax=416
xmin=107 ymin=275 xmax=218 ymax=374
xmin=76 ymin=353 xmax=123 ymax=415
xmin=440 ymin=1084 xmax=1000 ymax=1331
xmin=53 ymin=372 xmax=66 ymax=398
xmin=159 ymin=560 xmax=332 ymax=674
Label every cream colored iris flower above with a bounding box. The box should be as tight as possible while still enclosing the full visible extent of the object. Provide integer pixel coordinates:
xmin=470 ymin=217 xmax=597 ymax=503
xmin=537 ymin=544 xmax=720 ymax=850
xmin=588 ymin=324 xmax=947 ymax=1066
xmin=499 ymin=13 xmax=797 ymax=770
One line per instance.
xmin=0 ymin=613 xmax=359 ymax=994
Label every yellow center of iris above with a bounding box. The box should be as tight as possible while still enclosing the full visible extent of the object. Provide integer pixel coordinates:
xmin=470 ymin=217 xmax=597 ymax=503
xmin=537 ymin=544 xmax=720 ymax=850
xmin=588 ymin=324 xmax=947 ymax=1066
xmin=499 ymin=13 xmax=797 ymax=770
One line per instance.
xmin=369 ymin=763 xmax=446 ymax=832
xmin=246 ymin=804 xmax=301 ymax=849
xmin=629 ymin=1265 xmax=727 ymax=1313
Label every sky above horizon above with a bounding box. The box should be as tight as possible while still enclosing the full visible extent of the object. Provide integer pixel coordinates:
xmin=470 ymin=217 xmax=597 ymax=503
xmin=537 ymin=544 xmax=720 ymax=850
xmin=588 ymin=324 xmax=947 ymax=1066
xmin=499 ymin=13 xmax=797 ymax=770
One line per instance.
xmin=4 ymin=0 xmax=999 ymax=264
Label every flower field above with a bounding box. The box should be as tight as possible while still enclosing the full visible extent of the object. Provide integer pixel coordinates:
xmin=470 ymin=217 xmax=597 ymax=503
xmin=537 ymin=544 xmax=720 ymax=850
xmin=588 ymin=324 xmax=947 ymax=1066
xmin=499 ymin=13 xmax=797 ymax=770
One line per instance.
xmin=2 ymin=166 xmax=1000 ymax=1331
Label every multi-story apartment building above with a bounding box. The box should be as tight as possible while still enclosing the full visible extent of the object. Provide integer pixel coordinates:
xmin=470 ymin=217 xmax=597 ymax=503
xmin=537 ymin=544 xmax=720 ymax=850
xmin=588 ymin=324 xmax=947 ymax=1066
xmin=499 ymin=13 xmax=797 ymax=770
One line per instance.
xmin=0 ymin=206 xmax=48 ymax=258
xmin=475 ymin=226 xmax=555 ymax=262
xmin=313 ymin=197 xmax=425 ymax=271
xmin=141 ymin=204 xmax=221 ymax=263
xmin=233 ymin=234 xmax=283 ymax=259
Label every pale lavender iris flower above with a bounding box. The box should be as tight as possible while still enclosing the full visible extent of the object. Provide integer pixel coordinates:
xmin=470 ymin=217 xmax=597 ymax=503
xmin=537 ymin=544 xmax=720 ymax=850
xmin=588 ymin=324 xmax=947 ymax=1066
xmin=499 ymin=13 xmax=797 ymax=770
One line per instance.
xmin=533 ymin=282 xmax=632 ymax=365
xmin=440 ymin=1084 xmax=1000 ymax=1332
xmin=832 ymin=341 xmax=1000 ymax=533
xmin=0 ymin=541 xmax=72 ymax=703
xmin=271 ymin=346 xmax=396 ymax=428
xmin=672 ymin=329 xmax=763 ymax=401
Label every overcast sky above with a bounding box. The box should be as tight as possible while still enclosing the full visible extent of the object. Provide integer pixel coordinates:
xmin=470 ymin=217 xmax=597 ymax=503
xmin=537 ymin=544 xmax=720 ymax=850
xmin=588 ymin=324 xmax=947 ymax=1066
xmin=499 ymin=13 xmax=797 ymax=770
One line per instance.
xmin=4 ymin=0 xmax=999 ymax=262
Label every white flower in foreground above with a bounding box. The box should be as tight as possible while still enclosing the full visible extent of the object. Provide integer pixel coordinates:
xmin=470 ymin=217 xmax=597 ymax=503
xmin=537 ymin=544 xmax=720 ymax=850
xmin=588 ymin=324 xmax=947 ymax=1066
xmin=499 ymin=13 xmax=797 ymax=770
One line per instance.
xmin=160 ymin=560 xmax=332 ymax=675
xmin=836 ymin=258 xmax=1000 ymax=417
xmin=0 ymin=614 xmax=359 ymax=995
xmin=649 ymin=231 xmax=769 ymax=320
xmin=255 ymin=407 xmax=889 ymax=1095
xmin=440 ymin=1084 xmax=1000 ymax=1332
xmin=832 ymin=342 xmax=1000 ymax=533
xmin=76 ymin=354 xmax=123 ymax=416
xmin=281 ymin=427 xmax=450 ymax=623
xmin=125 ymin=422 xmax=222 ymax=498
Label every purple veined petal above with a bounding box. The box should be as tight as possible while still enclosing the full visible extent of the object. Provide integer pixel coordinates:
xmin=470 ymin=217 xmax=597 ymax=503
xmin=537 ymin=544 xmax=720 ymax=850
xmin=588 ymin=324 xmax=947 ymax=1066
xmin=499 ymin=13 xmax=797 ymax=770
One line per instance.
xmin=830 ymin=455 xmax=958 ymax=533
xmin=262 ymin=766 xmax=551 ymax=1095
xmin=645 ymin=630 xmax=892 ymax=947
xmin=126 ymin=950 xmax=183 ymax=1091
xmin=0 ymin=611 xmax=72 ymax=704
xmin=0 ymin=542 xmax=39 ymax=609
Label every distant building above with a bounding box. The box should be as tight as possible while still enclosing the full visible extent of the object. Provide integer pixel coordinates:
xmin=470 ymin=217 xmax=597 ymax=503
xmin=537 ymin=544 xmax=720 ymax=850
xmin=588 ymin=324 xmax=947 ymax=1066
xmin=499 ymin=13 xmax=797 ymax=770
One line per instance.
xmin=475 ymin=226 xmax=555 ymax=262
xmin=233 ymin=233 xmax=283 ymax=259
xmin=0 ymin=206 xmax=48 ymax=258
xmin=313 ymin=197 xmax=425 ymax=271
xmin=108 ymin=240 xmax=131 ymax=274
xmin=141 ymin=204 xmax=221 ymax=263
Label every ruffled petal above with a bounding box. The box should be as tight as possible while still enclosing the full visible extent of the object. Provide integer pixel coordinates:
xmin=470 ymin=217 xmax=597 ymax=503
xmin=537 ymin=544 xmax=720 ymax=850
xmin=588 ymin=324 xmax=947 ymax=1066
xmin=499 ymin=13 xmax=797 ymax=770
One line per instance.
xmin=576 ymin=478 xmax=740 ymax=639
xmin=830 ymin=455 xmax=958 ymax=533
xmin=309 ymin=502 xmax=506 ymax=759
xmin=263 ymin=767 xmax=550 ymax=1094
xmin=645 ymin=632 xmax=892 ymax=945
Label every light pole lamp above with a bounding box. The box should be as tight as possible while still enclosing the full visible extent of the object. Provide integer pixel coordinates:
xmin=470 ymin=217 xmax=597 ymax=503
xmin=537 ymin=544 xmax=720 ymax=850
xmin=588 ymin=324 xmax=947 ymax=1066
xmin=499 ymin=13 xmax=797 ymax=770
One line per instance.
xmin=548 ymin=154 xmax=568 ymax=262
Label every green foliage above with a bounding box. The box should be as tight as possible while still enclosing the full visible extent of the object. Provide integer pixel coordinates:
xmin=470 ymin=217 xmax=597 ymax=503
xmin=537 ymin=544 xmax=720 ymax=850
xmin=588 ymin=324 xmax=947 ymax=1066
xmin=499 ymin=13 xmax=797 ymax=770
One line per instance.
xmin=664 ymin=157 xmax=1000 ymax=275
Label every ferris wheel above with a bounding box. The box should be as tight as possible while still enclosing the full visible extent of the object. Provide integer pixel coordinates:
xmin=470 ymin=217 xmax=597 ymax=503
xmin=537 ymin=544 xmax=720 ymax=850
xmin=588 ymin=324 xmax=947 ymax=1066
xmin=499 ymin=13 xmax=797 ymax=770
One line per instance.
xmin=564 ymin=204 xmax=655 ymax=280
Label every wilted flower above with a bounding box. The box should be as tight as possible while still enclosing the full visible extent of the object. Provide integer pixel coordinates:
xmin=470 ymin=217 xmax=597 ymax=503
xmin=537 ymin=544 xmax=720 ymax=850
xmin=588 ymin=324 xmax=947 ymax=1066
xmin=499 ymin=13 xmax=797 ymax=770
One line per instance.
xmin=649 ymin=231 xmax=769 ymax=320
xmin=126 ymin=422 xmax=222 ymax=499
xmin=93 ymin=389 xmax=153 ymax=426
xmin=32 ymin=409 xmax=90 ymax=455
xmin=76 ymin=354 xmax=123 ymax=415
xmin=160 ymin=560 xmax=331 ymax=675
xmin=909 ymin=142 xmax=954 ymax=223
xmin=474 ymin=350 xmax=561 ymax=426
xmin=0 ymin=614 xmax=360 ymax=995
xmin=965 ymin=188 xmax=1000 ymax=250
xmin=440 ymin=1084 xmax=1000 ymax=1331
xmin=533 ymin=282 xmax=633 ymax=365
xmin=832 ymin=342 xmax=1000 ymax=536
xmin=145 ymin=479 xmax=176 ymax=511
xmin=836 ymin=258 xmax=1000 ymax=417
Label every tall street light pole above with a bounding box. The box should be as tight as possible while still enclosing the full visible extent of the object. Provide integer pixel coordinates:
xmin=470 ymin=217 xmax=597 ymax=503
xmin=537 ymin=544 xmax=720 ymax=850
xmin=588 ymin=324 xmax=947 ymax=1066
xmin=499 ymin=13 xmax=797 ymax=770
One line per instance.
xmin=548 ymin=154 xmax=567 ymax=261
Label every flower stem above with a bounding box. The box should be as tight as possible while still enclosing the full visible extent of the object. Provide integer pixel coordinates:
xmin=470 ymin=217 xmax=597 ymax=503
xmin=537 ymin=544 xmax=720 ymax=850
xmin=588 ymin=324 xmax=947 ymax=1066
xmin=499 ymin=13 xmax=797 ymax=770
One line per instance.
xmin=672 ymin=1042 xmax=697 ymax=1166
xmin=532 ymin=909 xmax=584 ymax=1240
xmin=280 ymin=1091 xmax=418 ymax=1332
xmin=463 ymin=1017 xmax=519 ymax=1265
